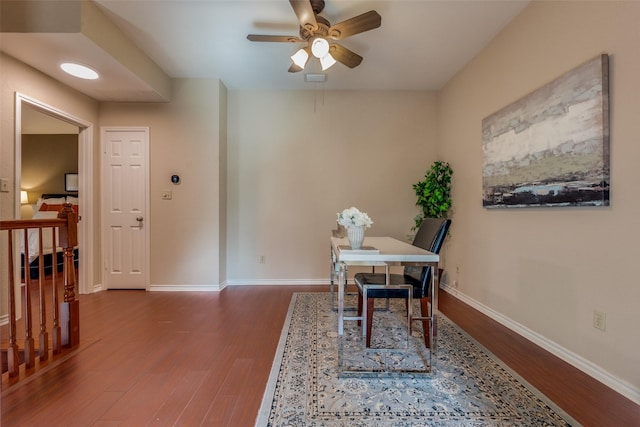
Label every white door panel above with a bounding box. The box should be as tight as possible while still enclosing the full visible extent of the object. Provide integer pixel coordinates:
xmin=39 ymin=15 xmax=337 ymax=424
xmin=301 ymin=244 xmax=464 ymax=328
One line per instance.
xmin=102 ymin=128 xmax=149 ymax=289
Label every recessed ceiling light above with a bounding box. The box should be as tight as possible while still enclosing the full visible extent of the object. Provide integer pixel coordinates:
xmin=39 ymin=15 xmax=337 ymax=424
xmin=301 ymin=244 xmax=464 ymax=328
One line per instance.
xmin=60 ymin=62 xmax=99 ymax=80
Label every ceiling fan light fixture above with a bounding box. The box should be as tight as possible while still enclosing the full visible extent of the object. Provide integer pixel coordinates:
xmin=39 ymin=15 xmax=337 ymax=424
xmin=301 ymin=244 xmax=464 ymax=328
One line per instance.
xmin=291 ymin=48 xmax=309 ymax=68
xmin=320 ymin=53 xmax=337 ymax=71
xmin=248 ymin=3 xmax=382 ymax=74
xmin=60 ymin=62 xmax=99 ymax=80
xmin=310 ymin=37 xmax=330 ymax=58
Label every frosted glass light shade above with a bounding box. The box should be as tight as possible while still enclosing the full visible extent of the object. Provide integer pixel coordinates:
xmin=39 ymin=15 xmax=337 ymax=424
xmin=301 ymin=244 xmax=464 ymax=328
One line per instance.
xmin=320 ymin=53 xmax=337 ymax=70
xmin=20 ymin=190 xmax=28 ymax=204
xmin=311 ymin=38 xmax=329 ymax=58
xmin=291 ymin=48 xmax=309 ymax=68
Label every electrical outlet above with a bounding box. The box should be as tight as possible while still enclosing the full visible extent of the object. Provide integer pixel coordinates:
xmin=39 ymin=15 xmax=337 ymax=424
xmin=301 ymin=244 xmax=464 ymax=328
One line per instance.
xmin=0 ymin=178 xmax=9 ymax=192
xmin=161 ymin=190 xmax=172 ymax=200
xmin=260 ymin=255 xmax=266 ymax=264
xmin=593 ymin=310 xmax=606 ymax=331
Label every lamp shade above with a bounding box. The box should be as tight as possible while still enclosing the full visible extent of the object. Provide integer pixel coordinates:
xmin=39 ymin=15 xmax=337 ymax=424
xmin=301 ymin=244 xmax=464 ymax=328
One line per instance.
xmin=311 ymin=37 xmax=330 ymax=58
xmin=320 ymin=53 xmax=337 ymax=71
xmin=20 ymin=190 xmax=28 ymax=204
xmin=291 ymin=48 xmax=309 ymax=68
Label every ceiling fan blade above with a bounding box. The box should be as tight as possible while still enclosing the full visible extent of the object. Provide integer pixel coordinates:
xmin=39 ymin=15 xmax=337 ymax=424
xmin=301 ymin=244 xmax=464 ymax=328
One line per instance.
xmin=327 ymin=10 xmax=381 ymax=40
xmin=247 ymin=34 xmax=304 ymax=43
xmin=289 ymin=0 xmax=318 ymax=31
xmin=329 ymin=44 xmax=363 ymax=68
xmin=288 ymin=63 xmax=304 ymax=73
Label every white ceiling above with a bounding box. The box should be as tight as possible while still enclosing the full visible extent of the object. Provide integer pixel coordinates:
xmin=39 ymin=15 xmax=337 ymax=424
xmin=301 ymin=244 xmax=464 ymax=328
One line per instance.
xmin=1 ymin=0 xmax=529 ymax=101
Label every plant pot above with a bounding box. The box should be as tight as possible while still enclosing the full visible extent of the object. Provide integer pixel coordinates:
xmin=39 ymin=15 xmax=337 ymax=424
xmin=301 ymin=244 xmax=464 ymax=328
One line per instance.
xmin=347 ymin=226 xmax=365 ymax=249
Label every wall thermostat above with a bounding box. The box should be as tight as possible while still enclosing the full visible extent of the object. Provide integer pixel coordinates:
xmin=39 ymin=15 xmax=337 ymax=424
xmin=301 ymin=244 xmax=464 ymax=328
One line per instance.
xmin=171 ymin=174 xmax=180 ymax=184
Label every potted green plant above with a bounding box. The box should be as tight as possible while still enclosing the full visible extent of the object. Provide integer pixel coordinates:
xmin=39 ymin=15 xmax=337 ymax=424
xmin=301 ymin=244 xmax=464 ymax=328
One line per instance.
xmin=412 ymin=161 xmax=453 ymax=230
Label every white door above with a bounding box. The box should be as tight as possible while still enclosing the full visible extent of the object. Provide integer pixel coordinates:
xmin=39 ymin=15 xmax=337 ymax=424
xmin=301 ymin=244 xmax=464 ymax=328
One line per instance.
xmin=101 ymin=128 xmax=149 ymax=289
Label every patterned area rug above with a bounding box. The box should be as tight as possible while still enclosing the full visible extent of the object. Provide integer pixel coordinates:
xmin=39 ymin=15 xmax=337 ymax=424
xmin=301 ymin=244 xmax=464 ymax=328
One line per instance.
xmin=256 ymin=292 xmax=579 ymax=427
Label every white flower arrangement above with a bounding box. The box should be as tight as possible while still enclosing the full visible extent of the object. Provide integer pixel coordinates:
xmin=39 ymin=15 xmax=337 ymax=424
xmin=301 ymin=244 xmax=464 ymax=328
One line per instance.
xmin=337 ymin=207 xmax=373 ymax=229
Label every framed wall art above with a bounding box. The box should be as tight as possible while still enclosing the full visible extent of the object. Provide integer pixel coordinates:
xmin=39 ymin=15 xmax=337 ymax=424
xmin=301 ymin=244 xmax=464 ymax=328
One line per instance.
xmin=65 ymin=173 xmax=78 ymax=192
xmin=482 ymin=54 xmax=609 ymax=208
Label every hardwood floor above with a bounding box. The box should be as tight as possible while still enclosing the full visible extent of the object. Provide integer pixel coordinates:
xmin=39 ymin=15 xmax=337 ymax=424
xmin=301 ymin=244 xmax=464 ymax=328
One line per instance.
xmin=438 ymin=290 xmax=640 ymax=427
xmin=1 ymin=285 xmax=638 ymax=426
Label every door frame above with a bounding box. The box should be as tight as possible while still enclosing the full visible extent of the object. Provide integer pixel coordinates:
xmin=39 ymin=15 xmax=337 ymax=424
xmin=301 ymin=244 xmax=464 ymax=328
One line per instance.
xmin=100 ymin=127 xmax=150 ymax=290
xmin=14 ymin=92 xmax=94 ymax=295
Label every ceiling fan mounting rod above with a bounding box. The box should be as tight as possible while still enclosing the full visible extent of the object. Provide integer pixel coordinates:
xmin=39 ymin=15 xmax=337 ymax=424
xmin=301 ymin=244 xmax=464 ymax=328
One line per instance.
xmin=310 ymin=0 xmax=325 ymax=15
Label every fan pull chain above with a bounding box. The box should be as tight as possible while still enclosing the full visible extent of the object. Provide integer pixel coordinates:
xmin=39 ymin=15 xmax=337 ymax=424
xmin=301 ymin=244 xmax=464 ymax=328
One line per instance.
xmin=313 ymin=83 xmax=325 ymax=113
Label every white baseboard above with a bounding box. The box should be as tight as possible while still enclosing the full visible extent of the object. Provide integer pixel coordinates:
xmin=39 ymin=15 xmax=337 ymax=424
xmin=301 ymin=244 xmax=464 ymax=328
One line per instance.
xmin=441 ymin=284 xmax=640 ymax=405
xmin=225 ymin=279 xmax=328 ymax=286
xmin=147 ymin=279 xmax=328 ymax=291
xmin=148 ymin=279 xmax=328 ymax=291
xmin=149 ymin=284 xmax=224 ymax=292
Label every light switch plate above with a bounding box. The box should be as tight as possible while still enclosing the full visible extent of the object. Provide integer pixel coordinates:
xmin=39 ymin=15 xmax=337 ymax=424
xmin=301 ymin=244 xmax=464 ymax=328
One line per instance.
xmin=0 ymin=178 xmax=9 ymax=192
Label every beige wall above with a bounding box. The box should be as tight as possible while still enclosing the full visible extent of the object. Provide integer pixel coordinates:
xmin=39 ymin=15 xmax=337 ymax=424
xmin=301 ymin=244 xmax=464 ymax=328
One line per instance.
xmin=0 ymin=53 xmax=99 ymax=311
xmin=0 ymin=53 xmax=98 ymax=219
xmin=22 ymin=133 xmax=78 ymax=200
xmin=100 ymin=78 xmax=225 ymax=289
xmin=1 ymin=0 xmax=637 ymax=401
xmin=437 ymin=1 xmax=639 ymax=396
xmin=227 ymin=90 xmax=438 ymax=282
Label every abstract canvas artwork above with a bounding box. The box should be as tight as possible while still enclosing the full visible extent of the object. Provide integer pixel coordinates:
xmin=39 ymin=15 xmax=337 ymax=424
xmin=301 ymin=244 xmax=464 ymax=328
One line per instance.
xmin=482 ymin=54 xmax=609 ymax=208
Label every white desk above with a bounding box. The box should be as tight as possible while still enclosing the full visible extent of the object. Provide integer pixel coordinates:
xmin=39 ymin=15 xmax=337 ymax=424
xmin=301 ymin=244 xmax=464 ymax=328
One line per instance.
xmin=330 ymin=236 xmax=441 ymax=350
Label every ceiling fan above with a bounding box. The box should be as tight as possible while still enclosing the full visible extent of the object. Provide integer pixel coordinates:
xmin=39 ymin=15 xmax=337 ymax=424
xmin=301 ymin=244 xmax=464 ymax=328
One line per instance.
xmin=247 ymin=0 xmax=382 ymax=73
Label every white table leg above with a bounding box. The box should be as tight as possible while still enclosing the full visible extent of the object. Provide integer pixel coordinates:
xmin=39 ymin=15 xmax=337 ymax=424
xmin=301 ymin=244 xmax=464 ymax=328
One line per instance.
xmin=329 ymin=245 xmax=335 ymax=308
xmin=338 ymin=262 xmax=345 ymax=335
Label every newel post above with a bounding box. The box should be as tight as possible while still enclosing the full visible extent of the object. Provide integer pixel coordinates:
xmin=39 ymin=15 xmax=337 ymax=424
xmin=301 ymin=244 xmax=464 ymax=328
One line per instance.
xmin=58 ymin=203 xmax=79 ymax=348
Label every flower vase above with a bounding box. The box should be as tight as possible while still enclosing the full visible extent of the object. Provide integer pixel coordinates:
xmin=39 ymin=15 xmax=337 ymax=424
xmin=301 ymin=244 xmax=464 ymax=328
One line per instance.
xmin=347 ymin=226 xmax=365 ymax=249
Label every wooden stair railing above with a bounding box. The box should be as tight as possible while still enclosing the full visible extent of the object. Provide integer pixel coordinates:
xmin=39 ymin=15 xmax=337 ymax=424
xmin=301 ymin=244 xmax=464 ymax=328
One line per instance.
xmin=1 ymin=203 xmax=78 ymax=378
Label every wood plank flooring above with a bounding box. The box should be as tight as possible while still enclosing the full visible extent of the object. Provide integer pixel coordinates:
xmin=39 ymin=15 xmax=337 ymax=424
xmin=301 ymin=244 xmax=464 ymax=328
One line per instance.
xmin=1 ymin=285 xmax=638 ymax=426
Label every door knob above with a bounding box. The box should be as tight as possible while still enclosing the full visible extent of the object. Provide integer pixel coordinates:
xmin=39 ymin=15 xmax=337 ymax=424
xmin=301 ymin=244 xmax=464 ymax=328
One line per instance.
xmin=136 ymin=216 xmax=144 ymax=222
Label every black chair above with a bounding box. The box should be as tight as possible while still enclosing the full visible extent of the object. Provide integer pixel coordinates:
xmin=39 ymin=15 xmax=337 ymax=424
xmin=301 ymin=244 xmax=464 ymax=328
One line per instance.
xmin=354 ymin=218 xmax=451 ymax=348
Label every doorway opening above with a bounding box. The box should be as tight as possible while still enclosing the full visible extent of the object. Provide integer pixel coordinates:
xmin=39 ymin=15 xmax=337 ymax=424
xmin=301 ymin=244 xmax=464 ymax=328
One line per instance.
xmin=14 ymin=93 xmax=94 ymax=294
